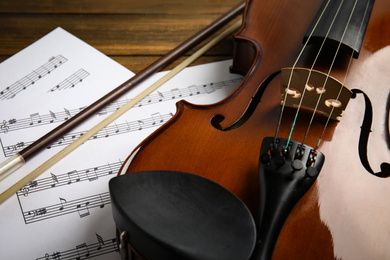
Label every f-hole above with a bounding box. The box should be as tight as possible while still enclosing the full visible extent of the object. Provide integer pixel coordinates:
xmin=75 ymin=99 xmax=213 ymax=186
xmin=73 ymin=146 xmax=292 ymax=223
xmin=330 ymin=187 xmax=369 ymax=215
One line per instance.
xmin=210 ymin=71 xmax=280 ymax=131
xmin=352 ymin=89 xmax=390 ymax=178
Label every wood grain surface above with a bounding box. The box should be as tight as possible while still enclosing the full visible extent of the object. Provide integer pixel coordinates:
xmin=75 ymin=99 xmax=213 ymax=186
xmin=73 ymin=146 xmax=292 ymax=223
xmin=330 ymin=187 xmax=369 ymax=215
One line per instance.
xmin=0 ymin=0 xmax=243 ymax=73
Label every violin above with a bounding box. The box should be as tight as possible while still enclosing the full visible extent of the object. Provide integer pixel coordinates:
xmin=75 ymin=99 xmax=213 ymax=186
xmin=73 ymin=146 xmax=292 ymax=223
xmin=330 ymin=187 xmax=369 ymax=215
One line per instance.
xmin=109 ymin=0 xmax=390 ymax=259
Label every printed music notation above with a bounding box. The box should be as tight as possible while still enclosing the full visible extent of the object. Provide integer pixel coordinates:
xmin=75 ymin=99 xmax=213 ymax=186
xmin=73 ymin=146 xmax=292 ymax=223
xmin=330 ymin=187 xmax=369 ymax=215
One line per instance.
xmin=0 ymin=28 xmax=240 ymax=260
xmin=1 ymin=107 xmax=80 ymax=134
xmin=23 ymin=192 xmax=111 ymax=224
xmin=16 ymin=159 xmax=121 ymax=224
xmin=35 ymin=233 xmax=118 ymax=260
xmin=2 ymin=112 xmax=173 ymax=157
xmin=17 ymin=161 xmax=121 ymax=197
xmin=0 ymin=78 xmax=241 ymax=134
xmin=48 ymin=69 xmax=90 ymax=92
xmin=0 ymin=27 xmax=144 ymax=260
xmin=0 ymin=55 xmax=68 ymax=100
xmin=131 ymin=78 xmax=241 ymax=107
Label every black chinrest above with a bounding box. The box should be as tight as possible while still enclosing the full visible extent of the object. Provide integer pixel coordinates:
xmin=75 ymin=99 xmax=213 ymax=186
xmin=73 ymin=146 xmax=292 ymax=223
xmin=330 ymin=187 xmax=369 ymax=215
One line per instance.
xmin=109 ymin=171 xmax=256 ymax=260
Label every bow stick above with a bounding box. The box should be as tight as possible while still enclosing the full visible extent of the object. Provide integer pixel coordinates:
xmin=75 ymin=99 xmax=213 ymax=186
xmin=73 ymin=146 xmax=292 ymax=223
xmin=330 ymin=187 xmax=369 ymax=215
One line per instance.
xmin=0 ymin=2 xmax=245 ymax=182
xmin=0 ymin=17 xmax=243 ymax=203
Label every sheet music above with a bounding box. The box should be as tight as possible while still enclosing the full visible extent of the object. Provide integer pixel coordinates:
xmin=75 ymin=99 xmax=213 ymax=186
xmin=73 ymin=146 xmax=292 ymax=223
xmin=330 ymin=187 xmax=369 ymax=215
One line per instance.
xmin=0 ymin=27 xmax=243 ymax=259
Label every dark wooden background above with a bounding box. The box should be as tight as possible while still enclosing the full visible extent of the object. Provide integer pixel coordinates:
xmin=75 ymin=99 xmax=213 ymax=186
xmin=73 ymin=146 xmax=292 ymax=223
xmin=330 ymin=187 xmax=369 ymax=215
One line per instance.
xmin=0 ymin=0 xmax=243 ymax=73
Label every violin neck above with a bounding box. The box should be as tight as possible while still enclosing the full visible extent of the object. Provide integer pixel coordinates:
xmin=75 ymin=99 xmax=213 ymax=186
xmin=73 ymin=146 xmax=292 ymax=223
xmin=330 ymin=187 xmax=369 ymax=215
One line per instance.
xmin=304 ymin=0 xmax=375 ymax=58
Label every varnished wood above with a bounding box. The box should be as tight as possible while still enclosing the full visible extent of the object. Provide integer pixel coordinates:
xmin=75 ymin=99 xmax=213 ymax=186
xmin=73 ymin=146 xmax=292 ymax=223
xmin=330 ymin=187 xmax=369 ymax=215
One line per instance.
xmin=122 ymin=0 xmax=390 ymax=259
xmin=125 ymin=0 xmax=325 ymax=216
xmin=3 ymin=0 xmax=388 ymax=259
xmin=0 ymin=0 xmax=242 ymax=15
xmin=0 ymin=0 xmax=242 ymax=73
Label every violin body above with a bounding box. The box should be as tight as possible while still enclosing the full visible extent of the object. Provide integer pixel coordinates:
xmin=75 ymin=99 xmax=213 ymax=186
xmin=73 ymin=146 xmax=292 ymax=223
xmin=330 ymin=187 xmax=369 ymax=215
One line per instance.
xmin=120 ymin=0 xmax=390 ymax=259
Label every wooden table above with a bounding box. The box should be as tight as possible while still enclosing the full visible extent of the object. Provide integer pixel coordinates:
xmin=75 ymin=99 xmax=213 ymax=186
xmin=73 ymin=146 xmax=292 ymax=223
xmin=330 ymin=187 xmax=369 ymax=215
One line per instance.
xmin=0 ymin=2 xmax=244 ymax=259
xmin=0 ymin=0 xmax=243 ymax=73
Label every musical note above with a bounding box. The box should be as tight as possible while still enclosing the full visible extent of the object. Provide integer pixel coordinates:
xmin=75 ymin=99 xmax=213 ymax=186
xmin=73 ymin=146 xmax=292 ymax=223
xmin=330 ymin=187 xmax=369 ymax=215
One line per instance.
xmin=99 ymin=195 xmax=105 ymax=209
xmin=113 ymin=100 xmax=121 ymax=111
xmin=170 ymin=88 xmax=182 ymax=99
xmin=51 ymin=252 xmax=61 ymax=260
xmin=59 ymin=197 xmax=67 ymax=211
xmin=48 ymin=69 xmax=90 ymax=92
xmin=3 ymin=113 xmax=175 ymax=157
xmin=26 ymin=74 xmax=36 ymax=85
xmin=51 ymin=84 xmax=60 ymax=91
xmin=76 ymin=243 xmax=90 ymax=259
xmin=29 ymin=180 xmax=38 ymax=188
xmin=67 ymin=170 xmax=80 ymax=184
xmin=64 ymin=107 xmax=71 ymax=120
xmin=5 ymin=144 xmax=16 ymax=152
xmin=86 ymin=167 xmax=99 ymax=182
xmin=0 ymin=78 xmax=242 ymax=134
xmin=203 ymin=83 xmax=216 ymax=94
xmin=112 ymin=238 xmax=119 ymax=252
xmin=70 ymin=133 xmax=77 ymax=140
xmin=51 ymin=173 xmax=59 ymax=188
xmin=16 ymin=142 xmax=25 ymax=149
xmin=103 ymin=127 xmax=110 ymax=138
xmin=96 ymin=233 xmax=105 ymax=250
xmin=0 ymin=42 xmax=243 ymax=259
xmin=107 ymin=162 xmax=116 ymax=175
xmin=96 ymin=108 xmax=108 ymax=116
xmin=157 ymin=91 xmax=164 ymax=101
xmin=58 ymin=136 xmax=66 ymax=145
xmin=151 ymin=112 xmax=164 ymax=125
xmin=33 ymin=66 xmax=49 ymax=78
xmin=2 ymin=141 xmax=26 ymax=155
xmin=0 ymin=87 xmax=16 ymax=100
xmin=188 ymin=84 xmax=200 ymax=95
xmin=146 ymin=95 xmax=152 ymax=103
xmin=78 ymin=106 xmax=87 ymax=112
xmin=22 ymin=192 xmax=111 ymax=224
xmin=125 ymin=120 xmax=131 ymax=131
xmin=29 ymin=113 xmax=42 ymax=125
xmin=36 ymin=235 xmax=118 ymax=260
xmin=114 ymin=123 xmax=120 ymax=134
xmin=135 ymin=120 xmax=143 ymax=130
xmin=16 ymin=161 xmax=122 ymax=197
xmin=49 ymin=111 xmax=57 ymax=123
xmin=0 ymin=55 xmax=68 ymax=100
xmin=76 ymin=202 xmax=90 ymax=218
xmin=28 ymin=208 xmax=47 ymax=219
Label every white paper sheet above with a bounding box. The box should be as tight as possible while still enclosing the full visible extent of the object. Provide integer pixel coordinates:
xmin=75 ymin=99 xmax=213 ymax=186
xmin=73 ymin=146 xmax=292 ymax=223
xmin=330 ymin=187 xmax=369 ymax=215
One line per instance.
xmin=0 ymin=28 xmax=242 ymax=259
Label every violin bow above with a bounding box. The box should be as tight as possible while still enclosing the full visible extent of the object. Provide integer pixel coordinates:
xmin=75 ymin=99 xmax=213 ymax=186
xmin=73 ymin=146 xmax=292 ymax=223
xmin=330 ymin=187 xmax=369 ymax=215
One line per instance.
xmin=0 ymin=6 xmax=244 ymax=203
xmin=0 ymin=2 xmax=245 ymax=181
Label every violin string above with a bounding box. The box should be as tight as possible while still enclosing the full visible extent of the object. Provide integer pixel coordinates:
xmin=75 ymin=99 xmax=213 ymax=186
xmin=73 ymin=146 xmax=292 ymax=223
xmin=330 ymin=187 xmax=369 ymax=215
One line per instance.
xmin=312 ymin=0 xmax=371 ymax=153
xmin=312 ymin=54 xmax=354 ymax=153
xmin=284 ymin=0 xmax=345 ymax=149
xmin=273 ymin=0 xmax=331 ymax=146
xmin=301 ymin=0 xmax=360 ymax=148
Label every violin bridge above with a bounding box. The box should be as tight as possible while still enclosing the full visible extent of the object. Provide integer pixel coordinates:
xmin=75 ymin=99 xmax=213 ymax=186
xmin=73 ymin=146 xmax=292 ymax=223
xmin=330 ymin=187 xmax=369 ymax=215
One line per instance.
xmin=280 ymin=67 xmax=353 ymax=121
